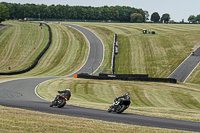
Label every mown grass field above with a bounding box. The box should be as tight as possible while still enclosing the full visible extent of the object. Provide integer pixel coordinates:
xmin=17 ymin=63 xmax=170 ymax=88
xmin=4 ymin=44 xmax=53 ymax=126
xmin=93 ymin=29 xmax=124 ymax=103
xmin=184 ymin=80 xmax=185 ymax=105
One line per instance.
xmin=1 ymin=21 xmax=200 ymax=132
xmin=0 ymin=21 xmax=89 ymax=81
xmin=37 ymin=78 xmax=200 ymax=122
xmin=23 ymin=23 xmax=89 ymax=77
xmin=0 ymin=106 xmax=193 ymax=133
xmin=0 ymin=21 xmax=49 ymax=72
xmin=64 ymin=22 xmax=200 ymax=83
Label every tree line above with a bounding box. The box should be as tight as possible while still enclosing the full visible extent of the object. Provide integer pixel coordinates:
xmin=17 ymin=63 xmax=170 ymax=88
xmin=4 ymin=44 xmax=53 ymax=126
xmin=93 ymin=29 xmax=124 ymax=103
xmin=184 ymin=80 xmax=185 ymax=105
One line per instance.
xmin=188 ymin=15 xmax=200 ymax=23
xmin=1 ymin=2 xmax=200 ymax=24
xmin=0 ymin=2 xmax=145 ymax=23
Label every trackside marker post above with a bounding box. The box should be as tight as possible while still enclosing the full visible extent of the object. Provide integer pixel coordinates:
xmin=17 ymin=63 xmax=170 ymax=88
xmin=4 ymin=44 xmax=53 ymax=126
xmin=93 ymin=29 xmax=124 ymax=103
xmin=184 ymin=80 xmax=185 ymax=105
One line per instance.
xmin=74 ymin=74 xmax=78 ymax=78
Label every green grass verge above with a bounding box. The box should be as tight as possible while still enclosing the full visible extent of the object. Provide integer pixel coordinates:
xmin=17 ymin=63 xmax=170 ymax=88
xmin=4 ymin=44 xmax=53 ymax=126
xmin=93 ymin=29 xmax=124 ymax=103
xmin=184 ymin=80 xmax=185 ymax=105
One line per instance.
xmin=36 ymin=78 xmax=200 ymax=122
xmin=0 ymin=106 xmax=192 ymax=133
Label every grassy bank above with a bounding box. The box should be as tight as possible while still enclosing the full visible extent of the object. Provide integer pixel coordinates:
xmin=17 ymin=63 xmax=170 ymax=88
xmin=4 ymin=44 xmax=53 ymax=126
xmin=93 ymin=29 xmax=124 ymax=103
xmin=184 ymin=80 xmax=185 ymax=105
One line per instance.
xmin=0 ymin=106 xmax=192 ymax=133
xmin=22 ymin=23 xmax=89 ymax=77
xmin=64 ymin=22 xmax=200 ymax=83
xmin=36 ymin=78 xmax=200 ymax=122
xmin=0 ymin=22 xmax=89 ymax=78
xmin=0 ymin=21 xmax=49 ymax=72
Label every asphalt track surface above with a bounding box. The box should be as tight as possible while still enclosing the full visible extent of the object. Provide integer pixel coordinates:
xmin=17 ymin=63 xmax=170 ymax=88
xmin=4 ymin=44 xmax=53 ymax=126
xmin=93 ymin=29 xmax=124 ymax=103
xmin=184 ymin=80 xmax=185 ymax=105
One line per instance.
xmin=168 ymin=47 xmax=200 ymax=82
xmin=0 ymin=24 xmax=200 ymax=132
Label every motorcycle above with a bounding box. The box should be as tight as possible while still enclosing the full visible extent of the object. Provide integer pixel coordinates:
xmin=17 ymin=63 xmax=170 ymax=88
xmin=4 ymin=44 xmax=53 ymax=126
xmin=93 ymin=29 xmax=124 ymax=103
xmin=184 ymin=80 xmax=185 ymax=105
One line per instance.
xmin=108 ymin=98 xmax=130 ymax=113
xmin=50 ymin=93 xmax=68 ymax=108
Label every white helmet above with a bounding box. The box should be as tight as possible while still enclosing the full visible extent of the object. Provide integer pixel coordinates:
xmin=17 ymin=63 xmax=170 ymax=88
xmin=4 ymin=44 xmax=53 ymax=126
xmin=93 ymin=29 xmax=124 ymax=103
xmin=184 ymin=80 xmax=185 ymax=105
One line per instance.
xmin=66 ymin=88 xmax=70 ymax=91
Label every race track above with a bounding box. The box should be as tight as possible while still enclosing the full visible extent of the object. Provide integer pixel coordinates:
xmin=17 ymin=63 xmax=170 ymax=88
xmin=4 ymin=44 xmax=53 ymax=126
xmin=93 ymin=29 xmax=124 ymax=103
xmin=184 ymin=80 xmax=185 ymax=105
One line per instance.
xmin=0 ymin=24 xmax=200 ymax=132
xmin=168 ymin=47 xmax=200 ymax=82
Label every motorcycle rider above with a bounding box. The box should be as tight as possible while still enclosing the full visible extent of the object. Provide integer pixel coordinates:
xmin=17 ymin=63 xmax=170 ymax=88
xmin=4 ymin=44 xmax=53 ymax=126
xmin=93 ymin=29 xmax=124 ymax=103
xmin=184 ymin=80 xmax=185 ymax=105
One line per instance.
xmin=114 ymin=92 xmax=130 ymax=106
xmin=54 ymin=88 xmax=71 ymax=102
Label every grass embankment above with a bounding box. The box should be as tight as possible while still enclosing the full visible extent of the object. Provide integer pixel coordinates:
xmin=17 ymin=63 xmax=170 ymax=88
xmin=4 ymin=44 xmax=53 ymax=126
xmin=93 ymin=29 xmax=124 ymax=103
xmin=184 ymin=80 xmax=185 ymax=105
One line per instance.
xmin=0 ymin=22 xmax=89 ymax=81
xmin=0 ymin=106 xmax=192 ymax=133
xmin=37 ymin=78 xmax=200 ymax=122
xmin=65 ymin=22 xmax=200 ymax=83
xmin=0 ymin=21 xmax=49 ymax=73
xmin=23 ymin=23 xmax=89 ymax=77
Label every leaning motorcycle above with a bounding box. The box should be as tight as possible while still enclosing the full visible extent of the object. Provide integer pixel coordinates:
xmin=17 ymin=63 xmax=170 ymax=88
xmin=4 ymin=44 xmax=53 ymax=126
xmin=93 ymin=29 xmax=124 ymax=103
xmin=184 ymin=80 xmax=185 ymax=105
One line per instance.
xmin=50 ymin=93 xmax=68 ymax=108
xmin=108 ymin=99 xmax=130 ymax=113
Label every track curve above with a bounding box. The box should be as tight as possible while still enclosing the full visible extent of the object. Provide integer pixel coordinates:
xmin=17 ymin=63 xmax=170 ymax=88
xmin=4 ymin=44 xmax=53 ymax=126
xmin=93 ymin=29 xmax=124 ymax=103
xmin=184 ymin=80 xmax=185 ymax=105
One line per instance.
xmin=0 ymin=24 xmax=200 ymax=132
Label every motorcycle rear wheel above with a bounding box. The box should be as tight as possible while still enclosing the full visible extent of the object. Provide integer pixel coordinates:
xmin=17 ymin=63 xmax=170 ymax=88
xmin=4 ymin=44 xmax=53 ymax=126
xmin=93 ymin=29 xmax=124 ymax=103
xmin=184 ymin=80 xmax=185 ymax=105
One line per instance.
xmin=57 ymin=99 xmax=66 ymax=108
xmin=116 ymin=105 xmax=127 ymax=114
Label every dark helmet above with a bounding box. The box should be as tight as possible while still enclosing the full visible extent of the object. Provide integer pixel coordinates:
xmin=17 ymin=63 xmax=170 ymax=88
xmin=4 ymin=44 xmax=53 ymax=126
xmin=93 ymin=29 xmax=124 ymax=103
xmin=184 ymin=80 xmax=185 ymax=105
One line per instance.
xmin=66 ymin=88 xmax=70 ymax=91
xmin=125 ymin=92 xmax=130 ymax=95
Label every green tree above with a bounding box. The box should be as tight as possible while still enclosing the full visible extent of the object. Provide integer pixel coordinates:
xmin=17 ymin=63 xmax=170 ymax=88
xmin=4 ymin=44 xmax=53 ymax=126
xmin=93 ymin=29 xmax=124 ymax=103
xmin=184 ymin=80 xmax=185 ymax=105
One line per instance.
xmin=161 ymin=13 xmax=170 ymax=23
xmin=188 ymin=15 xmax=196 ymax=23
xmin=150 ymin=12 xmax=160 ymax=22
xmin=130 ymin=13 xmax=143 ymax=23
xmin=0 ymin=4 xmax=9 ymax=23
xmin=144 ymin=10 xmax=149 ymax=21
xmin=0 ymin=2 xmax=145 ymax=22
xmin=195 ymin=14 xmax=200 ymax=23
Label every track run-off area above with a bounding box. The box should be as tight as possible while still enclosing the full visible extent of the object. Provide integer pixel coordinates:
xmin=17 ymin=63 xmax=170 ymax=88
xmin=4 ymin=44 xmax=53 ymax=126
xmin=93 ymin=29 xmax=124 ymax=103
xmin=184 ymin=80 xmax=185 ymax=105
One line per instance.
xmin=0 ymin=22 xmax=200 ymax=132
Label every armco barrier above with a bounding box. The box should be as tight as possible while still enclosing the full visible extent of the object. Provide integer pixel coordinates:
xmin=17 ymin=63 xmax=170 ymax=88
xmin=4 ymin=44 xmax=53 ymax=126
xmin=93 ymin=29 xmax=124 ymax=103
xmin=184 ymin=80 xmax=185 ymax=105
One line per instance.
xmin=0 ymin=24 xmax=52 ymax=75
xmin=76 ymin=73 xmax=177 ymax=83
xmin=99 ymin=74 xmax=148 ymax=78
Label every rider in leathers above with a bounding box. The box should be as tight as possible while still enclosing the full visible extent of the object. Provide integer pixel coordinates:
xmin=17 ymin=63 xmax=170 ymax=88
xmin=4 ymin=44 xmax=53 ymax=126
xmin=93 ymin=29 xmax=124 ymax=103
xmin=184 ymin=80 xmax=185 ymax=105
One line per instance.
xmin=54 ymin=88 xmax=71 ymax=102
xmin=115 ymin=92 xmax=130 ymax=106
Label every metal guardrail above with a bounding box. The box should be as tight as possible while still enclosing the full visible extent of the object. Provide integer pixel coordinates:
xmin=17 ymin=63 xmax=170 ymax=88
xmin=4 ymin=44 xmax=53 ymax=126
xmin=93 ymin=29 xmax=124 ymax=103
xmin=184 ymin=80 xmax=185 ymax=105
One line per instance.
xmin=111 ymin=34 xmax=118 ymax=74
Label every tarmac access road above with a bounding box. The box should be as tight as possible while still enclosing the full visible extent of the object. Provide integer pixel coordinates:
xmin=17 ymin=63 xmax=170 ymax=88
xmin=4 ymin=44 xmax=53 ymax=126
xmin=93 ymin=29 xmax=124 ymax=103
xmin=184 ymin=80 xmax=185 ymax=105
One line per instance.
xmin=168 ymin=47 xmax=200 ymax=82
xmin=0 ymin=24 xmax=200 ymax=132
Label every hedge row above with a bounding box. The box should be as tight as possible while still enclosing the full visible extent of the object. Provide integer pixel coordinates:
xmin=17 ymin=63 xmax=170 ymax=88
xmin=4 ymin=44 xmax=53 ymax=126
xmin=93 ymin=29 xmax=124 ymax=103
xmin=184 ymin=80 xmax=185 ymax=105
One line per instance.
xmin=76 ymin=73 xmax=177 ymax=83
xmin=0 ymin=23 xmax=52 ymax=75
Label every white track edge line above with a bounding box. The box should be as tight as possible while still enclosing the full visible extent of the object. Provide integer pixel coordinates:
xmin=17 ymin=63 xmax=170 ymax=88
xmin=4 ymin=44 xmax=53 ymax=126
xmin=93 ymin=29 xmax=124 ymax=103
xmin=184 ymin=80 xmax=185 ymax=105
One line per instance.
xmin=168 ymin=46 xmax=200 ymax=78
xmin=183 ymin=62 xmax=200 ymax=83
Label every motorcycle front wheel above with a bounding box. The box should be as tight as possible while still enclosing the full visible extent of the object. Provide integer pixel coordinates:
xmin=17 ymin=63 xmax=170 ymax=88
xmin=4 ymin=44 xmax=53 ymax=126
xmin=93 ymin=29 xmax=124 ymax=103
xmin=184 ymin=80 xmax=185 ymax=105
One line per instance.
xmin=108 ymin=106 xmax=113 ymax=113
